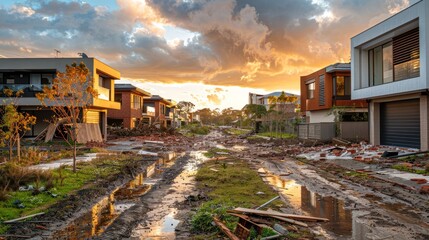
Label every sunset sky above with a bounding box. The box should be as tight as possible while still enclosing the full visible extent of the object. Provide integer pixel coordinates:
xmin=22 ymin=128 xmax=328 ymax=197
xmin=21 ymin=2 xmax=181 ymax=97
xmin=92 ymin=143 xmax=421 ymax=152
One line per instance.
xmin=0 ymin=0 xmax=411 ymax=110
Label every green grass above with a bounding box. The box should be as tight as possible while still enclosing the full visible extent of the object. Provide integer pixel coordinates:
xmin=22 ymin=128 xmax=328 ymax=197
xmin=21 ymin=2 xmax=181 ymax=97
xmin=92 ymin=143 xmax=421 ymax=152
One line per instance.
xmin=203 ymin=148 xmax=230 ymax=158
xmin=191 ymin=159 xmax=282 ymax=237
xmin=0 ymin=155 xmax=139 ymax=233
xmin=344 ymin=171 xmax=370 ymax=179
xmin=257 ymin=132 xmax=296 ymax=139
xmin=225 ymin=128 xmax=250 ymax=135
xmin=392 ymin=164 xmax=429 ymax=175
xmin=180 ymin=124 xmax=211 ymax=136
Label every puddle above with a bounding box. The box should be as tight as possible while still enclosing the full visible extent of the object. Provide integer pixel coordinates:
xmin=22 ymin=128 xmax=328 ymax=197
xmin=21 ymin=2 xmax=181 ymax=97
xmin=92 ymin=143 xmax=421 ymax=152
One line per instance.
xmin=263 ymin=174 xmax=353 ymax=237
xmin=52 ymin=173 xmax=151 ymax=239
xmin=131 ymin=151 xmax=209 ymax=239
xmin=28 ymin=153 xmax=100 ymax=170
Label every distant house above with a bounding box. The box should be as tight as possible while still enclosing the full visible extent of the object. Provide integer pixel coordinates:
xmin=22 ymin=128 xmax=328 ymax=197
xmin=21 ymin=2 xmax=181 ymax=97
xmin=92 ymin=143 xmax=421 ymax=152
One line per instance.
xmin=300 ymin=63 xmax=367 ymax=123
xmin=299 ymin=63 xmax=368 ymax=141
xmin=0 ymin=57 xmax=121 ymax=142
xmin=107 ymin=84 xmax=151 ymax=129
xmin=248 ymin=91 xmax=300 ymax=112
xmin=351 ymin=0 xmax=426 ymax=149
xmin=143 ymin=95 xmax=175 ymax=128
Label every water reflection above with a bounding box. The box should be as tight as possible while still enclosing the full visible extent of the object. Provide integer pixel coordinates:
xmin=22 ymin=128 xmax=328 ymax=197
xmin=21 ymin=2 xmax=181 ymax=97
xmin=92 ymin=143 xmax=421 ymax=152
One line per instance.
xmin=52 ymin=173 xmax=151 ymax=239
xmin=263 ymin=175 xmax=353 ymax=237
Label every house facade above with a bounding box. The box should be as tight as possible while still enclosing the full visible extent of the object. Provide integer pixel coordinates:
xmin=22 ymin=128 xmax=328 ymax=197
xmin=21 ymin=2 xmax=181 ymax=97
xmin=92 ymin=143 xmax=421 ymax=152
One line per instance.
xmin=0 ymin=58 xmax=121 ymax=141
xmin=301 ymin=63 xmax=367 ymax=123
xmin=351 ymin=0 xmax=426 ymax=149
xmin=108 ymin=84 xmax=151 ymax=129
xmin=143 ymin=95 xmax=175 ymax=128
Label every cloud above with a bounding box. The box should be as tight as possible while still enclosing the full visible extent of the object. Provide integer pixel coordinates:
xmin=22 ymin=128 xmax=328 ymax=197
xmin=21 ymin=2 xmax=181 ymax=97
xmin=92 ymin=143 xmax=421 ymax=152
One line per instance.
xmin=207 ymin=94 xmax=222 ymax=105
xmin=0 ymin=0 xmax=411 ymax=92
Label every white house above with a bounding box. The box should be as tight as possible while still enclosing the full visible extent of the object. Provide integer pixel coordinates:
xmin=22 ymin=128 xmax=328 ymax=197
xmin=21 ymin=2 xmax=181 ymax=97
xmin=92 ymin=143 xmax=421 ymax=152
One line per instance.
xmin=351 ymin=0 xmax=426 ymax=149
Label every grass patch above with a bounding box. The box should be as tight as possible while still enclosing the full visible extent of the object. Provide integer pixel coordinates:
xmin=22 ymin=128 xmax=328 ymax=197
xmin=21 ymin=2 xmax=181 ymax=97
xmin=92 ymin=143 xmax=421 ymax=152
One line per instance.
xmin=0 ymin=154 xmax=140 ymax=233
xmin=225 ymin=128 xmax=250 ymax=135
xmin=392 ymin=164 xmax=429 ymax=175
xmin=203 ymin=148 xmax=230 ymax=158
xmin=257 ymin=132 xmax=296 ymax=139
xmin=344 ymin=171 xmax=370 ymax=179
xmin=192 ymin=159 xmax=282 ymax=237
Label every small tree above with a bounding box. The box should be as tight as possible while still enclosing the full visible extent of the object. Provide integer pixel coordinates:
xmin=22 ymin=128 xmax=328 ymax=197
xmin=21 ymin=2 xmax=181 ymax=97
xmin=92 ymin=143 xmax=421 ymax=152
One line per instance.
xmin=0 ymin=89 xmax=36 ymax=162
xmin=36 ymin=63 xmax=97 ymax=172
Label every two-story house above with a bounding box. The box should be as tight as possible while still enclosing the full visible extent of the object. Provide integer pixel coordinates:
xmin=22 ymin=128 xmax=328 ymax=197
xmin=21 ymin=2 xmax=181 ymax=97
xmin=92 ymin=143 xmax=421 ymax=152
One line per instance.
xmin=351 ymin=0 xmax=425 ymax=149
xmin=0 ymin=58 xmax=121 ymax=141
xmin=108 ymin=84 xmax=151 ymax=129
xmin=301 ymin=63 xmax=367 ymax=123
xmin=143 ymin=95 xmax=175 ymax=128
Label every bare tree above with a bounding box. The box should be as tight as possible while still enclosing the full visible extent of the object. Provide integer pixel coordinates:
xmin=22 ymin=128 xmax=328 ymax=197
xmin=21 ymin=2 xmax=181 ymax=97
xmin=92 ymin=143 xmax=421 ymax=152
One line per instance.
xmin=36 ymin=62 xmax=97 ymax=172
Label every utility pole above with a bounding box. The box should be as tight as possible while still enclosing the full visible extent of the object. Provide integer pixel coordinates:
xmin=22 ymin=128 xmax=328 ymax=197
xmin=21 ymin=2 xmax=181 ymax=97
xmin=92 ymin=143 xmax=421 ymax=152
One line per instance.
xmin=54 ymin=49 xmax=61 ymax=58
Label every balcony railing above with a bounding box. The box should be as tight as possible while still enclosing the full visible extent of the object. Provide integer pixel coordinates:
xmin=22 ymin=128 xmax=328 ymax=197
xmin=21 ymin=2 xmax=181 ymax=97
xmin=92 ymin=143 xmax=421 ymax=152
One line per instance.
xmin=0 ymin=84 xmax=45 ymax=92
xmin=98 ymin=86 xmax=110 ymax=101
xmin=143 ymin=111 xmax=155 ymax=116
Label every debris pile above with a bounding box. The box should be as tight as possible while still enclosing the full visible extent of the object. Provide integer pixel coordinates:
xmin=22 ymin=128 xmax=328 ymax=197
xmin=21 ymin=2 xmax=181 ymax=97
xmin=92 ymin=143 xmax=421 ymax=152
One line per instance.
xmin=213 ymin=206 xmax=329 ymax=239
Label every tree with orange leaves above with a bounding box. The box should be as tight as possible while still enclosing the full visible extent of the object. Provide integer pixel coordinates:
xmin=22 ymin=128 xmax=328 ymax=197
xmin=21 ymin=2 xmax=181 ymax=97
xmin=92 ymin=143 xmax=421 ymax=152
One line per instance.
xmin=36 ymin=62 xmax=97 ymax=172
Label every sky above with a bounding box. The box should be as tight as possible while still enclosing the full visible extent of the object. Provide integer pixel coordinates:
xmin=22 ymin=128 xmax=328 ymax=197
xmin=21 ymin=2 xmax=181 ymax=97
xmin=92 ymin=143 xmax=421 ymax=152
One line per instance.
xmin=0 ymin=0 xmax=412 ymax=110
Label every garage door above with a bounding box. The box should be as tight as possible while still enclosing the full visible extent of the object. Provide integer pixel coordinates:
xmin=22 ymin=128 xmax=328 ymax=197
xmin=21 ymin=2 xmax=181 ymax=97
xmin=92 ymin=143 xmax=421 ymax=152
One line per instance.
xmin=380 ymin=99 xmax=420 ymax=149
xmin=86 ymin=111 xmax=100 ymax=124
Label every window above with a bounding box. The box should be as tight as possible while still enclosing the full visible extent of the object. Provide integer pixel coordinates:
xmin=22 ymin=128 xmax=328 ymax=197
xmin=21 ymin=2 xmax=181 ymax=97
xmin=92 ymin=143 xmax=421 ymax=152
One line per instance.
xmin=41 ymin=74 xmax=53 ymax=85
xmin=319 ymin=75 xmax=325 ymax=106
xmin=306 ymin=82 xmax=315 ymax=99
xmin=160 ymin=103 xmax=166 ymax=115
xmin=368 ymin=28 xmax=419 ymax=86
xmin=131 ymin=95 xmax=141 ymax=109
xmin=334 ymin=76 xmax=351 ymax=96
xmin=114 ymin=93 xmax=122 ymax=103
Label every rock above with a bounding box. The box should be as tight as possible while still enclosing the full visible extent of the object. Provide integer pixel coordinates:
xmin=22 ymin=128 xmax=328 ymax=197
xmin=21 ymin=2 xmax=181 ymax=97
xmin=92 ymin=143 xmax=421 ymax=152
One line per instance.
xmin=419 ymin=185 xmax=429 ymax=194
xmin=411 ymin=178 xmax=428 ymax=184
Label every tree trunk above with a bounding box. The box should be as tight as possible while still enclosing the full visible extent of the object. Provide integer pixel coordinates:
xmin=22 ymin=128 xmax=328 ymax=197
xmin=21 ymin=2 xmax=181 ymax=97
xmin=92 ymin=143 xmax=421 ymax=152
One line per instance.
xmin=9 ymin=139 xmax=12 ymax=161
xmin=17 ymin=135 xmax=20 ymax=162
xmin=73 ymin=139 xmax=77 ymax=173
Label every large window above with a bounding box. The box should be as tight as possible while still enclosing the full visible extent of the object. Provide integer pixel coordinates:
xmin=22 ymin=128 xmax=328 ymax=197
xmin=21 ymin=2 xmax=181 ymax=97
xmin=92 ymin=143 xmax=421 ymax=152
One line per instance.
xmin=334 ymin=76 xmax=351 ymax=96
xmin=368 ymin=28 xmax=419 ymax=86
xmin=306 ymin=82 xmax=315 ymax=99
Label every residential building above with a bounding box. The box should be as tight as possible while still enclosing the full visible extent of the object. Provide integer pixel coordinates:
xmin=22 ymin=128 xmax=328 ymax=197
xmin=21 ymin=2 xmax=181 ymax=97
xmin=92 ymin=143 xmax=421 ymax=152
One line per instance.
xmin=0 ymin=57 xmax=121 ymax=141
xmin=248 ymin=92 xmax=264 ymax=105
xmin=300 ymin=63 xmax=367 ymax=123
xmin=143 ymin=95 xmax=175 ymax=128
xmin=351 ymin=0 xmax=425 ymax=149
xmin=249 ymin=91 xmax=300 ymax=112
xmin=107 ymin=84 xmax=151 ymax=129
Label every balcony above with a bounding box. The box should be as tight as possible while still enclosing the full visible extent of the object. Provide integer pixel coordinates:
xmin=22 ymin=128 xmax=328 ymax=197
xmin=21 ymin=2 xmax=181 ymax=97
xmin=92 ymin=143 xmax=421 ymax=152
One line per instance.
xmin=0 ymin=84 xmax=50 ymax=97
xmin=98 ymin=86 xmax=110 ymax=101
xmin=143 ymin=106 xmax=155 ymax=116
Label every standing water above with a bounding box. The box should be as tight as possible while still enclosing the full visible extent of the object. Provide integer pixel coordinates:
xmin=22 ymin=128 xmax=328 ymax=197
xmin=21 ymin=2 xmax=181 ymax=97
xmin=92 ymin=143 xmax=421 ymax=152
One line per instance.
xmin=263 ymin=174 xmax=353 ymax=238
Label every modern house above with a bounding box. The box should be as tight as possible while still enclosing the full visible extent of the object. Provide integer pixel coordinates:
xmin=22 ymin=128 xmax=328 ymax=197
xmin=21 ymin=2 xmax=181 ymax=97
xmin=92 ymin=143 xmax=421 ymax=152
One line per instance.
xmin=299 ymin=63 xmax=368 ymax=141
xmin=107 ymin=84 xmax=151 ymax=129
xmin=351 ymin=0 xmax=425 ymax=149
xmin=0 ymin=57 xmax=121 ymax=141
xmin=143 ymin=95 xmax=175 ymax=128
xmin=300 ymin=63 xmax=367 ymax=123
xmin=248 ymin=91 xmax=300 ymax=112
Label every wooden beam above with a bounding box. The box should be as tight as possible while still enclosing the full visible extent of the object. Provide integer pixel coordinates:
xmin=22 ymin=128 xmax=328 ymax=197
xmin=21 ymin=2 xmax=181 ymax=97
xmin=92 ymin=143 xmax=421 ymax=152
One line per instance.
xmin=3 ymin=212 xmax=45 ymax=224
xmin=213 ymin=217 xmax=240 ymax=240
xmin=229 ymin=208 xmax=329 ymax=222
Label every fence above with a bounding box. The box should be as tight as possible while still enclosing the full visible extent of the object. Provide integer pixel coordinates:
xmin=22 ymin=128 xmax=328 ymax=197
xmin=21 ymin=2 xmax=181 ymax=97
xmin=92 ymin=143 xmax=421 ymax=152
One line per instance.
xmin=298 ymin=122 xmax=368 ymax=141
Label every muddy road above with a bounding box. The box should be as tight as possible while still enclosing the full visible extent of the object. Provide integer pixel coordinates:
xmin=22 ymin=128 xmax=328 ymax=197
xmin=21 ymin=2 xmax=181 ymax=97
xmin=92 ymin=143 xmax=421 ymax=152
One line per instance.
xmin=14 ymin=130 xmax=429 ymax=240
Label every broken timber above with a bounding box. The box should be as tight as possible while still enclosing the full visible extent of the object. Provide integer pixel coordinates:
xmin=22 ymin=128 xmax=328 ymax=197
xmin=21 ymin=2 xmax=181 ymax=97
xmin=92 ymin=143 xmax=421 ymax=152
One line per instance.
xmin=3 ymin=212 xmax=45 ymax=224
xmin=213 ymin=217 xmax=240 ymax=240
xmin=229 ymin=207 xmax=329 ymax=222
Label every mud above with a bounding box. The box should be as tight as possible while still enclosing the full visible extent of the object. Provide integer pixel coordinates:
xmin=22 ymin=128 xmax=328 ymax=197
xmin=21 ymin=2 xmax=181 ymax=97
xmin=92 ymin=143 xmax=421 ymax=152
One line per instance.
xmin=8 ymin=130 xmax=429 ymax=240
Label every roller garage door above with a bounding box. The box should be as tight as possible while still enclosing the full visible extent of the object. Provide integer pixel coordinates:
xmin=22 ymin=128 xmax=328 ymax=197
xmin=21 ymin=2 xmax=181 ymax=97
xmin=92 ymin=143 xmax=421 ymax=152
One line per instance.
xmin=380 ymin=99 xmax=420 ymax=149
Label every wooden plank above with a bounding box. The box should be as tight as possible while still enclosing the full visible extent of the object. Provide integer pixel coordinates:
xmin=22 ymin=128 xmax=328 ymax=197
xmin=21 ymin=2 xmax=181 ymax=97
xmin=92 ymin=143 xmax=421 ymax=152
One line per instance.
xmin=213 ymin=217 xmax=240 ymax=240
xmin=229 ymin=208 xmax=329 ymax=222
xmin=270 ymin=215 xmax=308 ymax=227
xmin=44 ymin=124 xmax=56 ymax=142
xmin=3 ymin=212 xmax=45 ymax=224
